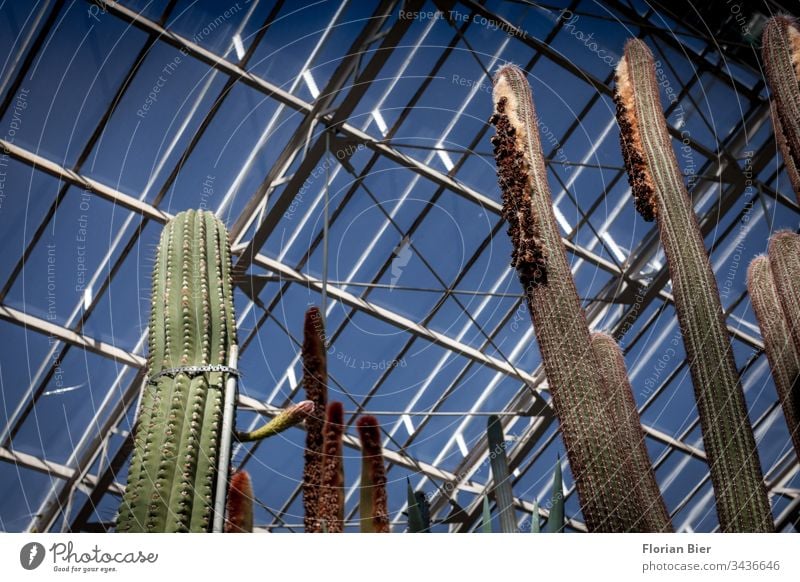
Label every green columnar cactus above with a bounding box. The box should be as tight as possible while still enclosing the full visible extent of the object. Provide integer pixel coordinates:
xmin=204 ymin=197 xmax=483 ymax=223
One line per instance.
xmin=486 ymin=415 xmax=516 ymax=533
xmin=302 ymin=307 xmax=328 ymax=532
xmin=615 ymin=39 xmax=773 ymax=532
xmin=117 ymin=209 xmax=237 ymax=532
xmin=357 ymin=416 xmax=389 ymax=533
xmin=748 ymin=255 xmax=800 ymax=461
xmin=763 ymin=16 xmax=800 ymax=202
xmin=225 ymin=470 xmax=254 ymax=533
xmin=768 ymin=231 xmax=800 ymax=352
xmin=591 ymin=333 xmax=673 ymax=532
xmin=490 ymin=64 xmax=640 ymax=532
xmin=318 ymin=401 xmax=345 ymax=532
xmin=236 ymin=400 xmax=314 ymax=442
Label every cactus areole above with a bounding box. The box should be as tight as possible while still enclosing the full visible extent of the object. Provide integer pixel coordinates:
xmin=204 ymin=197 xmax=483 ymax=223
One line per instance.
xmin=117 ymin=210 xmax=238 ymax=533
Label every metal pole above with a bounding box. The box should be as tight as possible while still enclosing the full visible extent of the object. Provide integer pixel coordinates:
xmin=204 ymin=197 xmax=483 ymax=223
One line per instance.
xmin=213 ymin=345 xmax=239 ymax=533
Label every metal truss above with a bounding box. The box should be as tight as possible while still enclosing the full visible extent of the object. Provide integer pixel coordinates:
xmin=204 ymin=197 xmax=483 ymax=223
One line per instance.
xmin=0 ymin=0 xmax=797 ymax=534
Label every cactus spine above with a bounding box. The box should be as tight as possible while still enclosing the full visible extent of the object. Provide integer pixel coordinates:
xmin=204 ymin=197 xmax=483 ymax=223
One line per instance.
xmin=591 ymin=333 xmax=673 ymax=532
xmin=357 ymin=416 xmax=389 ymax=533
xmin=748 ymin=252 xmax=800 ymax=462
xmin=763 ymin=16 xmax=800 ymax=202
xmin=615 ymin=40 xmax=773 ymax=532
xmin=117 ymin=209 xmax=237 ymax=532
xmin=302 ymin=307 xmax=328 ymax=532
xmin=225 ymin=470 xmax=254 ymax=533
xmin=490 ymin=64 xmax=641 ymax=532
xmin=318 ymin=401 xmax=345 ymax=532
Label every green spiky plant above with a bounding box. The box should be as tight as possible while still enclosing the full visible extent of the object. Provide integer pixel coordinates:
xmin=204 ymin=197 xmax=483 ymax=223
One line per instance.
xmin=117 ymin=210 xmax=237 ymax=533
xmin=357 ymin=416 xmax=389 ymax=533
xmin=615 ymin=40 xmax=773 ymax=532
xmin=303 ymin=307 xmax=329 ymax=532
xmin=486 ymin=415 xmax=516 ymax=533
xmin=481 ymin=496 xmax=492 ymax=533
xmin=763 ymin=16 xmax=800 ymax=202
xmin=225 ymin=470 xmax=254 ymax=533
xmin=748 ymin=237 xmax=800 ymax=462
xmin=318 ymin=401 xmax=345 ymax=532
xmin=490 ymin=64 xmax=641 ymax=532
xmin=590 ymin=332 xmax=673 ymax=532
xmin=406 ymin=479 xmax=430 ymax=533
xmin=546 ymin=457 xmax=565 ymax=533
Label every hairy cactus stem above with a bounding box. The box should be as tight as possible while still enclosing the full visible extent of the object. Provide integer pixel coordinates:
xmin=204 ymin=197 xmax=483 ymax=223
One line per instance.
xmin=490 ymin=63 xmax=641 ymax=532
xmin=236 ymin=400 xmax=314 ymax=442
xmin=768 ymin=231 xmax=800 ymax=353
xmin=317 ymin=402 xmax=345 ymax=533
xmin=591 ymin=333 xmax=673 ymax=532
xmin=357 ymin=416 xmax=389 ymax=533
xmin=615 ymin=40 xmax=773 ymax=532
xmin=302 ymin=307 xmax=328 ymax=532
xmin=748 ymin=255 xmax=800 ymax=461
xmin=225 ymin=470 xmax=254 ymax=533
xmin=763 ymin=16 xmax=800 ymax=201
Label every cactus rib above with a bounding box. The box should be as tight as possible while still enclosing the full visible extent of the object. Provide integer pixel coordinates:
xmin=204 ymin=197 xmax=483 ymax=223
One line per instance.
xmin=615 ymin=40 xmax=772 ymax=532
xmin=357 ymin=416 xmax=389 ymax=533
xmin=748 ymin=255 xmax=800 ymax=461
xmin=591 ymin=332 xmax=673 ymax=532
xmin=302 ymin=307 xmax=328 ymax=532
xmin=117 ymin=210 xmax=237 ymax=532
xmin=490 ymin=63 xmax=640 ymax=532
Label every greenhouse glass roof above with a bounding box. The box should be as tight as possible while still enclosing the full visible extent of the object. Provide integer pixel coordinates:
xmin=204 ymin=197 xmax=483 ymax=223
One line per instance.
xmin=0 ymin=0 xmax=798 ymax=533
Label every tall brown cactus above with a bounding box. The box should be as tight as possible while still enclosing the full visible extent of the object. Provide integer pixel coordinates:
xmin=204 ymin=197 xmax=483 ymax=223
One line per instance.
xmin=763 ymin=16 xmax=800 ymax=202
xmin=490 ymin=64 xmax=642 ymax=532
xmin=302 ymin=307 xmax=328 ymax=532
xmin=318 ymin=401 xmax=345 ymax=533
xmin=615 ymin=39 xmax=773 ymax=531
xmin=357 ymin=416 xmax=389 ymax=533
xmin=591 ymin=333 xmax=673 ymax=532
xmin=768 ymin=231 xmax=800 ymax=352
xmin=748 ymin=252 xmax=800 ymax=462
